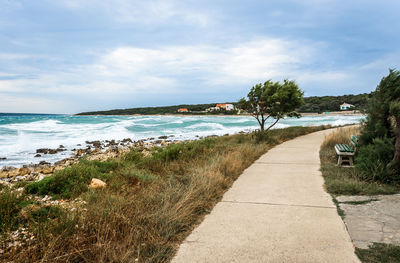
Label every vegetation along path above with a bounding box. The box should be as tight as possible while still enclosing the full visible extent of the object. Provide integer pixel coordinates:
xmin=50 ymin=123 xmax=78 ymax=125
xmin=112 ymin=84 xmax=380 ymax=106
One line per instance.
xmin=172 ymin=129 xmax=360 ymax=263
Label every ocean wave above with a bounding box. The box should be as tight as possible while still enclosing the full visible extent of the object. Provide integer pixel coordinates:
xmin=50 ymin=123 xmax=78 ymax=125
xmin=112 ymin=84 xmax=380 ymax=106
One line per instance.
xmin=187 ymin=122 xmax=225 ymax=130
xmin=0 ymin=115 xmax=365 ymax=168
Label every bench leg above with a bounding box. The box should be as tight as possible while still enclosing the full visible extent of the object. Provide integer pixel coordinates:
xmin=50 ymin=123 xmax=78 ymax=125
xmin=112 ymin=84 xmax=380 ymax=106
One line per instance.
xmin=349 ymin=156 xmax=354 ymax=166
xmin=337 ymin=155 xmax=342 ymax=166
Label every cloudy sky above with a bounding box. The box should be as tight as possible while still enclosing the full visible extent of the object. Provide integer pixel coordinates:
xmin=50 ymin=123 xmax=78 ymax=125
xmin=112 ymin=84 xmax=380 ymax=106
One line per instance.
xmin=1 ymin=0 xmax=399 ymax=113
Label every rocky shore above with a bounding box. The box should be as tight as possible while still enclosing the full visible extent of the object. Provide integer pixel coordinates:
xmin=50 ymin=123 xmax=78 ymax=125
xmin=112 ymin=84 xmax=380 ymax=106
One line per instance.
xmin=0 ymin=135 xmax=183 ymax=188
xmin=0 ymin=134 xmax=186 ymax=254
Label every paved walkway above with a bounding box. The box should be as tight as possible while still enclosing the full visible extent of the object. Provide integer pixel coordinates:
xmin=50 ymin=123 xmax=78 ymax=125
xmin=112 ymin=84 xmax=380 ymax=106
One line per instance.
xmin=172 ymin=129 xmax=360 ymax=263
xmin=337 ymin=194 xmax=400 ymax=249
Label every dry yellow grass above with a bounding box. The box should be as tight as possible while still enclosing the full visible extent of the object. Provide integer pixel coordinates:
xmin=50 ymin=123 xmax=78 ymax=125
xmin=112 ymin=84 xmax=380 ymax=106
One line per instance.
xmin=319 ymin=125 xmax=398 ymax=196
xmin=320 ymin=125 xmax=360 ymax=163
xmin=2 ymin=126 xmax=328 ymax=263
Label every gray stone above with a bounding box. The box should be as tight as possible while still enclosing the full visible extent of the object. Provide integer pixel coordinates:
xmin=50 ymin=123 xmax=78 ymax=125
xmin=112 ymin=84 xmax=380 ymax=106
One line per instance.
xmin=338 ymin=194 xmax=400 ymax=249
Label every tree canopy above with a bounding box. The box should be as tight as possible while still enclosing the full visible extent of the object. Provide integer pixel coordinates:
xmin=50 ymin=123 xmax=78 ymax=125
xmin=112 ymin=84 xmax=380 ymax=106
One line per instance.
xmin=238 ymin=79 xmax=304 ymax=131
xmin=358 ymin=69 xmax=400 ymax=180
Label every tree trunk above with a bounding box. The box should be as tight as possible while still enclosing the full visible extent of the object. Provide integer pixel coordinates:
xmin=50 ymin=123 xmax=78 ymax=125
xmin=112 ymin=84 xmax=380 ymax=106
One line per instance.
xmin=391 ymin=117 xmax=400 ymax=170
xmin=265 ymin=118 xmax=280 ymax=132
xmin=260 ymin=119 xmax=265 ymax=131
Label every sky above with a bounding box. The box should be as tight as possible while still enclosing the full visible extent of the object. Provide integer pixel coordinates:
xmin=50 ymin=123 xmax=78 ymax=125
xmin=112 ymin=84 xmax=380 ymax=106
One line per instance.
xmin=1 ymin=0 xmax=400 ymax=114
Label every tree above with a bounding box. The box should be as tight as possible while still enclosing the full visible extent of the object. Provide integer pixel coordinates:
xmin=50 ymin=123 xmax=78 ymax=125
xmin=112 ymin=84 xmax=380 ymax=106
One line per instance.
xmin=238 ymin=79 xmax=304 ymax=132
xmin=359 ymin=69 xmax=400 ymax=172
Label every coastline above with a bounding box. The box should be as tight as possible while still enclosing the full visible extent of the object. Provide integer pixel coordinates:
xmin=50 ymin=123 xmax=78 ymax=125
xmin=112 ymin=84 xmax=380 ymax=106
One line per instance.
xmin=0 ymin=125 xmax=333 ymax=261
xmin=74 ymin=110 xmax=364 ymax=117
xmin=0 ymin=113 xmax=364 ymax=172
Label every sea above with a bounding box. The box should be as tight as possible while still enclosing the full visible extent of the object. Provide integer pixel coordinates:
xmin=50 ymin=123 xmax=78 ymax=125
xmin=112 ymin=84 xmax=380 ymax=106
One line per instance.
xmin=0 ymin=113 xmax=364 ymax=168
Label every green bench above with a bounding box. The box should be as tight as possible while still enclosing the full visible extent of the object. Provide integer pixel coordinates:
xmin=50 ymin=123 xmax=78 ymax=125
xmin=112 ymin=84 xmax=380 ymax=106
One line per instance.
xmin=334 ymin=135 xmax=359 ymax=166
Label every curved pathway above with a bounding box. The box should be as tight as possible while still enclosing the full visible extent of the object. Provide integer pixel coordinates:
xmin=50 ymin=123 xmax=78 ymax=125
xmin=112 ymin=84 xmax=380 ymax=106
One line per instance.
xmin=172 ymin=129 xmax=360 ymax=263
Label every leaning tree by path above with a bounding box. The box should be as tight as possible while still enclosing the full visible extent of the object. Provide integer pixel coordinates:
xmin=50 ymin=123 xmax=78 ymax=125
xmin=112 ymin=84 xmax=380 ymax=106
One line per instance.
xmin=238 ymin=79 xmax=304 ymax=132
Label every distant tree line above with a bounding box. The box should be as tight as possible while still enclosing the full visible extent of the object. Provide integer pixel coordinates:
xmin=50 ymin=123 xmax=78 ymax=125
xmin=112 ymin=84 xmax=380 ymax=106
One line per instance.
xmin=76 ymin=103 xmax=238 ymax=116
xmin=298 ymin=93 xmax=371 ymax=113
xmin=76 ymin=93 xmax=371 ymax=116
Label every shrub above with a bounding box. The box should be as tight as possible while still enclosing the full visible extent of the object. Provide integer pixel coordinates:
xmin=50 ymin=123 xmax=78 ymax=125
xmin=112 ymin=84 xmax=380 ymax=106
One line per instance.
xmin=355 ymin=137 xmax=396 ymax=184
xmin=26 ymin=160 xmax=119 ymax=199
xmin=0 ymin=190 xmax=24 ymax=231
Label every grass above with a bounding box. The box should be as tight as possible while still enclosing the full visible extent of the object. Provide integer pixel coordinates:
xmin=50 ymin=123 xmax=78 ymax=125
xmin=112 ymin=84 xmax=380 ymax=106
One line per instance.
xmin=1 ymin=125 xmax=329 ymax=262
xmin=340 ymin=199 xmax=378 ymax=205
xmin=320 ymin=127 xmax=400 ymax=262
xmin=332 ymin=197 xmax=345 ymax=218
xmin=319 ymin=126 xmax=399 ymax=195
xmin=356 ymin=243 xmax=400 ymax=263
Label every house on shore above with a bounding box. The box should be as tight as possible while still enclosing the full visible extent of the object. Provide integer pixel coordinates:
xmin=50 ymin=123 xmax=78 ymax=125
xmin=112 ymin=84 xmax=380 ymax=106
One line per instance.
xmin=340 ymin=103 xmax=355 ymax=110
xmin=206 ymin=106 xmax=220 ymax=112
xmin=177 ymin=108 xmax=189 ymax=113
xmin=216 ymin=103 xmax=235 ymax=111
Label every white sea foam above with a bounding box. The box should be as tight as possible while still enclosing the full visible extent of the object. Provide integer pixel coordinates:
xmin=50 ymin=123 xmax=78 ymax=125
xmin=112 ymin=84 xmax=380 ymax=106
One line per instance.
xmin=0 ymin=114 xmax=364 ymax=168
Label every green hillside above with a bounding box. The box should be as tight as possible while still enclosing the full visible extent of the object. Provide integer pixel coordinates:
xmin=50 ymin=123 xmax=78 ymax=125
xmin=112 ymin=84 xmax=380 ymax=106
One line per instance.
xmin=76 ymin=93 xmax=371 ymax=115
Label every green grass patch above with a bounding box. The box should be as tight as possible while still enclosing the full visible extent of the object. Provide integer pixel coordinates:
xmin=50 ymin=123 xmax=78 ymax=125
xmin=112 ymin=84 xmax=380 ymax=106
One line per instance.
xmin=25 ymin=159 xmax=119 ymax=199
xmin=321 ymin=164 xmax=398 ymax=195
xmin=2 ymin=125 xmax=332 ymax=262
xmin=340 ymin=199 xmax=378 ymax=205
xmin=332 ymin=197 xmax=345 ymax=218
xmin=319 ymin=127 xmax=399 ymax=196
xmin=356 ymin=243 xmax=400 ymax=263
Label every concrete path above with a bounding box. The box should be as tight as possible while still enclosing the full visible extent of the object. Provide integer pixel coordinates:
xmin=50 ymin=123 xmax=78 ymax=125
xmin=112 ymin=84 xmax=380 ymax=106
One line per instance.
xmin=337 ymin=194 xmax=400 ymax=249
xmin=172 ymin=129 xmax=360 ymax=263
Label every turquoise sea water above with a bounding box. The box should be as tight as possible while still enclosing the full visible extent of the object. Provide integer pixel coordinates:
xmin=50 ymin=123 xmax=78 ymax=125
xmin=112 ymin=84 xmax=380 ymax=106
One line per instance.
xmin=0 ymin=113 xmax=364 ymax=168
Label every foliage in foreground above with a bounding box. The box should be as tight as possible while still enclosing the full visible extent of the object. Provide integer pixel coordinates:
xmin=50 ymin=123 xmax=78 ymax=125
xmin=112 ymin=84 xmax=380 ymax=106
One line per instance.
xmin=356 ymin=243 xmax=400 ymax=263
xmin=357 ymin=69 xmax=400 ymax=182
xmin=1 ymin=125 xmax=327 ymax=262
xmin=319 ymin=126 xmax=399 ymax=195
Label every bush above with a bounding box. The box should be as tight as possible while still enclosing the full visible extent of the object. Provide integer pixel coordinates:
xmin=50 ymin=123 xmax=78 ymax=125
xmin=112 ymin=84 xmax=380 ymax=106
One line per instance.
xmin=355 ymin=137 xmax=396 ymax=184
xmin=0 ymin=190 xmax=24 ymax=231
xmin=26 ymin=160 xmax=119 ymax=199
xmin=152 ymin=139 xmax=215 ymax=162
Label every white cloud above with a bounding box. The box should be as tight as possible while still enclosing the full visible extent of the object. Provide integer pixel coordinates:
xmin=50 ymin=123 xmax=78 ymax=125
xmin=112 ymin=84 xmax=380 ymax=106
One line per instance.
xmin=0 ymin=38 xmax=322 ymax=98
xmin=55 ymin=0 xmax=212 ymax=27
xmin=2 ymin=36 xmax=383 ymax=112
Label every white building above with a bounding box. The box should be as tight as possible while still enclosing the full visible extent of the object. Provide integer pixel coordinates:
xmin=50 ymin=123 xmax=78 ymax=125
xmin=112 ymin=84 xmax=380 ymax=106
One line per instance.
xmin=340 ymin=103 xmax=355 ymax=110
xmin=206 ymin=107 xmax=220 ymax=112
xmin=216 ymin=103 xmax=235 ymax=111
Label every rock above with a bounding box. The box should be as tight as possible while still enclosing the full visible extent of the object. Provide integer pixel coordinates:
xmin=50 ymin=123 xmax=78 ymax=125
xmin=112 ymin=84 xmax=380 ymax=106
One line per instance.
xmin=74 ymin=149 xmax=86 ymax=156
xmin=48 ymin=149 xmax=58 ymax=154
xmin=158 ymin=135 xmax=168 ymax=139
xmin=39 ymin=161 xmax=51 ymax=166
xmin=39 ymin=166 xmax=54 ymax=174
xmin=34 ymin=154 xmax=41 ymax=157
xmin=59 ymin=145 xmax=65 ymax=148
xmin=1 ymin=166 xmax=15 ymax=172
xmin=89 ymin=178 xmax=107 ymax=189
xmin=86 ymin=140 xmax=102 ymax=148
xmin=0 ymin=157 xmax=6 ymax=160
xmin=121 ymin=138 xmax=133 ymax=143
xmin=36 ymin=148 xmax=50 ymax=154
xmin=36 ymin=148 xmax=65 ymax=155
xmin=18 ymin=167 xmax=31 ymax=176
